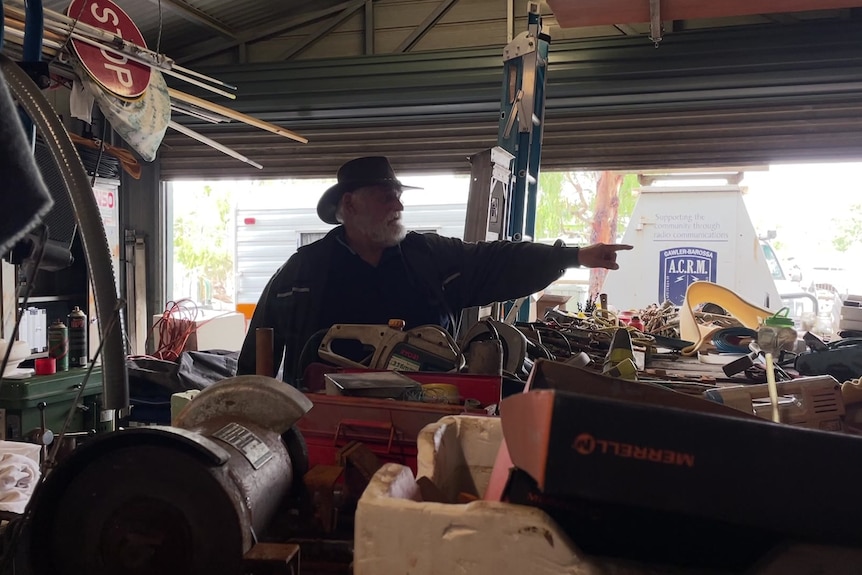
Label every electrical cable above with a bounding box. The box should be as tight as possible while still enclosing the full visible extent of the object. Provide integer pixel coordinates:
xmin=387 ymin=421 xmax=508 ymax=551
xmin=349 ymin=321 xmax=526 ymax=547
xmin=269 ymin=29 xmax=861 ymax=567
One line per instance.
xmin=45 ymin=0 xmax=86 ymax=67
xmin=589 ymin=308 xmax=656 ymax=347
xmin=536 ymin=325 xmax=573 ymax=357
xmin=78 ymin=145 xmax=119 ymax=179
xmin=155 ymin=0 xmax=163 ymax=53
xmin=89 ymin=119 xmax=108 ymax=187
xmin=711 ymin=327 xmax=758 ymax=354
xmin=137 ymin=300 xmax=236 ymax=362
xmin=147 ymin=299 xmax=200 ymax=361
xmin=295 ymin=328 xmax=331 ymax=385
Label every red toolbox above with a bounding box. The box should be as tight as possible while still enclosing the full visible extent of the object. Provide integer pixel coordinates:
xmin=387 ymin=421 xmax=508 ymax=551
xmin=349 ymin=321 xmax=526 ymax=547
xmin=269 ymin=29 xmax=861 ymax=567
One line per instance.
xmin=296 ymin=370 xmax=502 ymax=473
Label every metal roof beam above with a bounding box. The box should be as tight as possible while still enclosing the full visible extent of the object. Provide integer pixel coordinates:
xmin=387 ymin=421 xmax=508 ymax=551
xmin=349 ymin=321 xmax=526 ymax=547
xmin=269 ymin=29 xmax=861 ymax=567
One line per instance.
xmin=143 ymin=0 xmax=236 ymax=39
xmin=279 ymin=0 xmax=366 ymax=60
xmin=613 ymin=24 xmax=640 ymax=35
xmin=547 ymin=0 xmax=862 ymax=28
xmin=396 ymin=0 xmax=460 ymax=53
xmin=175 ymin=0 xmax=363 ymax=64
xmin=763 ymin=13 xmax=800 ymax=24
xmin=365 ymin=0 xmax=374 ymax=55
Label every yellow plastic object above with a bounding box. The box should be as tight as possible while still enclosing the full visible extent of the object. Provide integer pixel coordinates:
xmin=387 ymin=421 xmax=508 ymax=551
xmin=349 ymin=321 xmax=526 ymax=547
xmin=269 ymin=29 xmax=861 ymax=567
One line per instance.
xmin=421 ymin=384 xmax=460 ymax=404
xmin=603 ymin=328 xmax=638 ymax=380
xmin=680 ymin=281 xmax=773 ymax=356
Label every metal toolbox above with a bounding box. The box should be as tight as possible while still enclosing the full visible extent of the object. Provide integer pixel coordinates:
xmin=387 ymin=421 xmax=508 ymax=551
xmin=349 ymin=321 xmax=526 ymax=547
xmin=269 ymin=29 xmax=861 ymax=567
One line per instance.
xmin=0 ymin=367 xmax=103 ymax=440
xmin=296 ymin=371 xmax=501 ymax=472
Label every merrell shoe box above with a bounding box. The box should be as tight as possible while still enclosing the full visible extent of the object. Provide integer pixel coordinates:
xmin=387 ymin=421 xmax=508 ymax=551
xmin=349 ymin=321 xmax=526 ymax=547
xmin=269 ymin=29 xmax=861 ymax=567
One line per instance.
xmin=500 ymin=386 xmax=862 ymax=551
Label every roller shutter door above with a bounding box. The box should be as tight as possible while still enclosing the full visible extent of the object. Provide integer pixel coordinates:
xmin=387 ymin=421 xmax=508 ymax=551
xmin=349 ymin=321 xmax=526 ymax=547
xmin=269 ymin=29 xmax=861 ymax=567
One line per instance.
xmin=159 ymin=19 xmax=862 ymax=179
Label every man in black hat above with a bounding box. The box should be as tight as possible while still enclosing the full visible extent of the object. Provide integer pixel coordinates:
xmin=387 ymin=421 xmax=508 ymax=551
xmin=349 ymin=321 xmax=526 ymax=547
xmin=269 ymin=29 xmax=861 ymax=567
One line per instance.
xmin=237 ymin=156 xmax=632 ymax=384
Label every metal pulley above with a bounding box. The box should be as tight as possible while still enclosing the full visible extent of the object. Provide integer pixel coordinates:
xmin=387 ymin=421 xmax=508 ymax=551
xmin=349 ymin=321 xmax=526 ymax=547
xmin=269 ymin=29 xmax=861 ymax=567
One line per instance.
xmin=25 ymin=375 xmax=312 ymax=575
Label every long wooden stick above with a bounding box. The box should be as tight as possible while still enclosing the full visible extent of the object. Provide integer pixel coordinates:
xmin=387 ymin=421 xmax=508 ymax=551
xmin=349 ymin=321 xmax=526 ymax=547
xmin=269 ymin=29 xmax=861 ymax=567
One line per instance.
xmin=3 ymin=18 xmax=308 ymax=145
xmin=5 ymin=24 xmax=270 ymax=169
xmin=168 ymin=88 xmax=308 ymax=144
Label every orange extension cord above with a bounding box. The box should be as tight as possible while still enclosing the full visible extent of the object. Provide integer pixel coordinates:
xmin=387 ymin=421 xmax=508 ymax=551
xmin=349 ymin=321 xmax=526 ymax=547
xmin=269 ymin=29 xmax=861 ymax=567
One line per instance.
xmin=148 ymin=299 xmax=200 ymax=361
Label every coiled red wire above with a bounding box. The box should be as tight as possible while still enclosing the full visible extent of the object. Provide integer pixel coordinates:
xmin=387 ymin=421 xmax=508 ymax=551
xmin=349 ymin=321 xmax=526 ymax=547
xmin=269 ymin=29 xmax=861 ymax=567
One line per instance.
xmin=148 ymin=298 xmax=200 ymax=361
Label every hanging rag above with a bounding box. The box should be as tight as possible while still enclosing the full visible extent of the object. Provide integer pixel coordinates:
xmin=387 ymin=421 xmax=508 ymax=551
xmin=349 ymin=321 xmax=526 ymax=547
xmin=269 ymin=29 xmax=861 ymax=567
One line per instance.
xmin=72 ymin=58 xmax=170 ymax=162
xmin=69 ymin=77 xmax=95 ymax=124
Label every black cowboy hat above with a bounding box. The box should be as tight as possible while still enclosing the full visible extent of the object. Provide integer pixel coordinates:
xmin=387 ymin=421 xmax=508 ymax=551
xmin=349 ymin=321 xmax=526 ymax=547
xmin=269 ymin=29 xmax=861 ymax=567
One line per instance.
xmin=316 ymin=156 xmax=420 ymax=224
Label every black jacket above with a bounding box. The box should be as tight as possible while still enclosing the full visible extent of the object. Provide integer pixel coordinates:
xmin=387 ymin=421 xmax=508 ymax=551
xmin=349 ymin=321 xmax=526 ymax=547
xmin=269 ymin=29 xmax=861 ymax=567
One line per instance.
xmin=237 ymin=228 xmax=579 ymax=382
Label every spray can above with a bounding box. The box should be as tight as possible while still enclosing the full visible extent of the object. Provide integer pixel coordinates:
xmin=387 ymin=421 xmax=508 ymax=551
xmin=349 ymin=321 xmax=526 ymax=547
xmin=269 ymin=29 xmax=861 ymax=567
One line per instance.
xmin=68 ymin=306 xmax=88 ymax=368
xmin=48 ymin=319 xmax=69 ymax=372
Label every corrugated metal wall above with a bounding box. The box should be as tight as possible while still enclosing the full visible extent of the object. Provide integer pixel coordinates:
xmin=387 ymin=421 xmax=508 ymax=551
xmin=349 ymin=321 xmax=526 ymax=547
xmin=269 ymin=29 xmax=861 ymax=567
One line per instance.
xmin=159 ymin=18 xmax=862 ymax=180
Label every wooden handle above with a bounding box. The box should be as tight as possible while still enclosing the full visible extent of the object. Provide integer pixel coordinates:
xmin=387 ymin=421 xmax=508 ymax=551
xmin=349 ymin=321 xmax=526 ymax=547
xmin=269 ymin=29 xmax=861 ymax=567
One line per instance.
xmin=168 ymin=88 xmax=308 ymax=144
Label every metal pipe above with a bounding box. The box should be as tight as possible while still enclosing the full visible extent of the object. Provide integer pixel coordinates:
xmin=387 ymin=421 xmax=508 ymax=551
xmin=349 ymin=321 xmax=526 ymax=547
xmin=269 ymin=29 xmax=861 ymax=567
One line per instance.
xmin=6 ymin=1 xmax=237 ymax=93
xmin=59 ymin=28 xmax=237 ymax=99
xmin=649 ymin=0 xmax=663 ymax=45
xmin=19 ymin=0 xmax=42 ymax=145
xmin=22 ymin=0 xmax=41 ymax=62
xmin=3 ymin=22 xmax=307 ymax=145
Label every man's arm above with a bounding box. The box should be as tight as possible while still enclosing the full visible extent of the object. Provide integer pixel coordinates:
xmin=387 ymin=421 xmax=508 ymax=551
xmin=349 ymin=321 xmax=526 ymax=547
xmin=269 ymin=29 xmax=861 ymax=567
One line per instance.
xmin=420 ymin=234 xmax=631 ymax=308
xmin=421 ymin=235 xmax=572 ymax=308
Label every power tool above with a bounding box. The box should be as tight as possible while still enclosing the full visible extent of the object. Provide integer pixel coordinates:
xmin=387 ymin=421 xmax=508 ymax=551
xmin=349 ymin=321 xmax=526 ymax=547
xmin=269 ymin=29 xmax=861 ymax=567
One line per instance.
xmin=318 ymin=323 xmax=464 ymax=373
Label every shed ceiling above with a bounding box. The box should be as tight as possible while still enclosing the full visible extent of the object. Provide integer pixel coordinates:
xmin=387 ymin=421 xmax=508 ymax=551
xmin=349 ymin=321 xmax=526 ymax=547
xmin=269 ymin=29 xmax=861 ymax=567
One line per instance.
xmin=31 ymin=0 xmax=862 ymax=66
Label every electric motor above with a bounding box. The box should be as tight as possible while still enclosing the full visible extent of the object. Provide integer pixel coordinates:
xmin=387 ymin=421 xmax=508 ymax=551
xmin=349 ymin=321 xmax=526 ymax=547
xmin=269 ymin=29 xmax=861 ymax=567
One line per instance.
xmin=24 ymin=375 xmax=312 ymax=575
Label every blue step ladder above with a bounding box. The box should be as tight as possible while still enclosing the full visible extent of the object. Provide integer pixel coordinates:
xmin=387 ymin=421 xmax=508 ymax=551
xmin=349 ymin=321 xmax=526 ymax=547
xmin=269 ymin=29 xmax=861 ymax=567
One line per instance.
xmin=497 ymin=2 xmax=550 ymax=321
xmin=457 ymin=3 xmax=551 ymax=333
xmin=498 ymin=2 xmax=549 ymax=244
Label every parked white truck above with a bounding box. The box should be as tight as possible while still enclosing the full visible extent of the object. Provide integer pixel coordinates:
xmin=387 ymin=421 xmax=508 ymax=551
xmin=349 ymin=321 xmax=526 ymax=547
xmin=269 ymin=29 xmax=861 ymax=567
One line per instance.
xmin=602 ymin=182 xmax=817 ymax=324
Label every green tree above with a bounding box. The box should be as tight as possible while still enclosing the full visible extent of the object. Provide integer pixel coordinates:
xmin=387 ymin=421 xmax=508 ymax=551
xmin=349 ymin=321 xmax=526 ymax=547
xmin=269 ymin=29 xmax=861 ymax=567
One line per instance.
xmin=536 ymin=170 xmax=637 ymax=242
xmin=535 ymin=172 xmax=568 ymax=239
xmin=173 ymin=185 xmax=234 ymax=302
xmin=832 ymin=203 xmax=862 ymax=252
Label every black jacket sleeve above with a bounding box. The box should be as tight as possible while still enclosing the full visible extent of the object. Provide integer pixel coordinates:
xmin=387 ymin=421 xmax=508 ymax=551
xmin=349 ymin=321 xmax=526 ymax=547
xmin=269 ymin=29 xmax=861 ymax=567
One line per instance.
xmin=420 ymin=234 xmax=580 ymax=309
xmin=237 ymin=269 xmax=288 ymax=377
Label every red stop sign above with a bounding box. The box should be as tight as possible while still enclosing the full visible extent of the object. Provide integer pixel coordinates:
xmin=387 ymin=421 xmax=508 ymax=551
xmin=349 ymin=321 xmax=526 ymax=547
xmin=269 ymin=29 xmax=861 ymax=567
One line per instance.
xmin=68 ymin=0 xmax=152 ymax=100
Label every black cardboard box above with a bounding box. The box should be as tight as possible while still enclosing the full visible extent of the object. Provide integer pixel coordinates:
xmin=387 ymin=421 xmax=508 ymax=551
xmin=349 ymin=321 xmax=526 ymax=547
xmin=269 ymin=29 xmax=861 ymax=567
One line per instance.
xmin=500 ymin=384 xmax=862 ymax=550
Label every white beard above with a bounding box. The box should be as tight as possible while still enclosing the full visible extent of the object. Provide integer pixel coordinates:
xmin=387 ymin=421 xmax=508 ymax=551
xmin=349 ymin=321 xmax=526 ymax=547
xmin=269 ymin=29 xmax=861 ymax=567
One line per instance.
xmin=355 ymin=213 xmax=406 ymax=247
